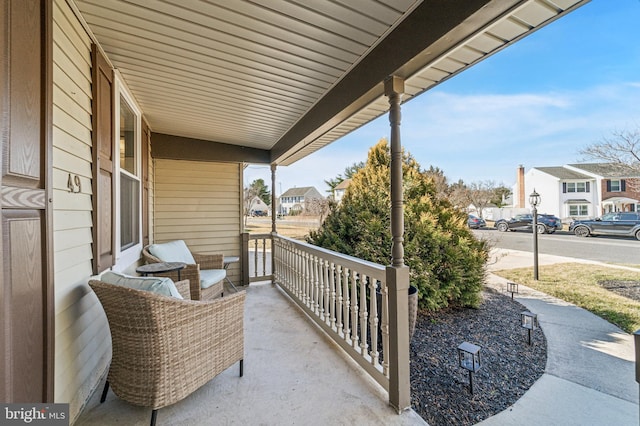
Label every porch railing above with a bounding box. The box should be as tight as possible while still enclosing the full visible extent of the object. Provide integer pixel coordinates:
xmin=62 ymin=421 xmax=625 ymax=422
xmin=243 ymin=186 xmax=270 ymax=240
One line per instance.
xmin=242 ymin=233 xmax=272 ymax=283
xmin=272 ymin=234 xmax=392 ymax=390
xmin=242 ymin=232 xmax=410 ymax=408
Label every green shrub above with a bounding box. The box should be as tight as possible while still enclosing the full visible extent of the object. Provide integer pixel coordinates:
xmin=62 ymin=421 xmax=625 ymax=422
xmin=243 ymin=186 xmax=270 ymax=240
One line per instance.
xmin=308 ymin=139 xmax=488 ymax=310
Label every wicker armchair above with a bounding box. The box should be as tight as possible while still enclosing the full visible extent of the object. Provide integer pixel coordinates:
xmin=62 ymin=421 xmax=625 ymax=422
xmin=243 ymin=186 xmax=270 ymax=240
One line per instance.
xmin=90 ymin=280 xmax=245 ymax=426
xmin=142 ymin=243 xmax=225 ymax=300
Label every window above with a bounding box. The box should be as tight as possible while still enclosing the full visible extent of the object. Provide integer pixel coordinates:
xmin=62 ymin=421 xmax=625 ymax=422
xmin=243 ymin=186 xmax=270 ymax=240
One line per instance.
xmin=564 ymin=181 xmax=590 ymax=193
xmin=609 ymin=180 xmax=621 ymax=192
xmin=569 ymin=205 xmax=588 ymax=216
xmin=118 ymin=97 xmax=140 ymax=251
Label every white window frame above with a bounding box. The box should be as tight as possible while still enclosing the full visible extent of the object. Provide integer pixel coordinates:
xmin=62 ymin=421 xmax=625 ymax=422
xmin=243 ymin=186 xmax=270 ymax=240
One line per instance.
xmin=567 ymin=181 xmax=588 ymax=193
xmin=569 ymin=204 xmax=588 ymax=216
xmin=610 ymin=179 xmax=621 ymax=192
xmin=113 ymin=73 xmax=143 ymax=270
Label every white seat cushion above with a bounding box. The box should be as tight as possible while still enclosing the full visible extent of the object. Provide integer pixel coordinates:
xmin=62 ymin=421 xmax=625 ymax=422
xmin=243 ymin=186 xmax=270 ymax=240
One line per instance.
xmin=101 ymin=271 xmax=183 ymax=299
xmin=200 ymin=269 xmax=226 ymax=289
xmin=148 ymin=240 xmax=196 ymax=264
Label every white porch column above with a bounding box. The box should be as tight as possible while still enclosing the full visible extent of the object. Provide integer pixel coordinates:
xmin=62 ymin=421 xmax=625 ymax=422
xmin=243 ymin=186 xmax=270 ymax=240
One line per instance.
xmin=384 ymin=75 xmax=411 ymax=412
xmin=271 ymin=164 xmax=277 ymax=284
xmin=271 ymin=164 xmax=277 ymax=234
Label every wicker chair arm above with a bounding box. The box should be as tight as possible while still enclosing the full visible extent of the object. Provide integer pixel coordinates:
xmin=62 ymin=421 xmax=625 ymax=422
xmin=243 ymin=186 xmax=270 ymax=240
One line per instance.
xmin=152 ymin=264 xmax=201 ymax=300
xmin=193 ymin=253 xmax=224 ymax=269
xmin=141 ymin=245 xmax=162 ymax=264
xmin=174 ymin=279 xmax=191 ymax=299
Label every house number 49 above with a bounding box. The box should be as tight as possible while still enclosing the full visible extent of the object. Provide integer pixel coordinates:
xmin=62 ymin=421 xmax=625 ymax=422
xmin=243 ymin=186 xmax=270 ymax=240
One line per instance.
xmin=67 ymin=174 xmax=81 ymax=193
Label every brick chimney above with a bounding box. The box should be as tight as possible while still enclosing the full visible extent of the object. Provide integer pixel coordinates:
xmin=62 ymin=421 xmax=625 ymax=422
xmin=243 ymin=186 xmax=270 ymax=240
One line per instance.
xmin=517 ymin=165 xmax=525 ymax=208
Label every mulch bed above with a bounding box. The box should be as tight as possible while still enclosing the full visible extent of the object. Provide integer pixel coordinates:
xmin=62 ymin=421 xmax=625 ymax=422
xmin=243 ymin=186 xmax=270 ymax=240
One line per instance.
xmin=410 ymin=287 xmax=547 ymax=426
xmin=598 ymin=280 xmax=640 ymax=302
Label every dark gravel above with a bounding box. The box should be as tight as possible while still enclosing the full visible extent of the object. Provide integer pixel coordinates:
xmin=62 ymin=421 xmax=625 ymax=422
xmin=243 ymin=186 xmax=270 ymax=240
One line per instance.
xmin=598 ymin=280 xmax=640 ymax=302
xmin=410 ymin=287 xmax=547 ymax=426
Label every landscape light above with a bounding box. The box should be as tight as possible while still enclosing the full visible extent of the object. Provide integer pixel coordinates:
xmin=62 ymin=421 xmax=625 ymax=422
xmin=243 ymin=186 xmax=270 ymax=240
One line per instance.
xmin=521 ymin=311 xmax=539 ymax=345
xmin=457 ymin=342 xmax=481 ymax=394
xmin=507 ymin=282 xmax=518 ymax=300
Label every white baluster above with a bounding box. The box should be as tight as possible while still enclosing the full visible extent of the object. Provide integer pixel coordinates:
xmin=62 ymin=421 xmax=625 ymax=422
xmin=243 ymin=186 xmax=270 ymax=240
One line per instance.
xmin=351 ymin=270 xmax=359 ymax=349
xmin=381 ymin=281 xmax=389 ymax=377
xmin=342 ymin=266 xmax=350 ymax=339
xmin=336 ymin=265 xmax=343 ymax=335
xmin=326 ymin=260 xmax=333 ymax=327
xmin=359 ymin=274 xmax=369 ymax=354
xmin=369 ymin=278 xmax=379 ymax=367
xmin=315 ymin=257 xmax=324 ymax=318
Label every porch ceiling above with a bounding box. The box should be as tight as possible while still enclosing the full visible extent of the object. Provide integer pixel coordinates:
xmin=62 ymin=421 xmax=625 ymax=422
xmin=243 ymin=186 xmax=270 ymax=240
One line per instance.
xmin=72 ymin=0 xmax=588 ymax=166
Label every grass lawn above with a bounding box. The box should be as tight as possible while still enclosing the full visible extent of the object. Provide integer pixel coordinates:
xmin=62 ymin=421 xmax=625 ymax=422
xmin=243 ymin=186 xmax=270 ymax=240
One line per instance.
xmin=245 ymin=217 xmax=320 ymax=241
xmin=493 ymin=263 xmax=640 ymax=333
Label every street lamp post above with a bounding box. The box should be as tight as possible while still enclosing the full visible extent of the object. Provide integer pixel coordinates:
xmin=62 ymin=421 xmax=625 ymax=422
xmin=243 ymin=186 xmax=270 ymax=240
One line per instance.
xmin=529 ymin=189 xmax=541 ymax=280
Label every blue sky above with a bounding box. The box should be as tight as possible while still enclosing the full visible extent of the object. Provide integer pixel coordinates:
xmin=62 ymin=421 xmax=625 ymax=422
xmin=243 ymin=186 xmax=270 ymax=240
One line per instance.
xmin=245 ymin=0 xmax=640 ymax=196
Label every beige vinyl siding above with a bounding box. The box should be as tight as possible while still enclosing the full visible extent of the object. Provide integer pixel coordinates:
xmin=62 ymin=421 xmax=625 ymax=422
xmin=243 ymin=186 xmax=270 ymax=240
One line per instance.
xmin=52 ymin=0 xmax=110 ymax=420
xmin=154 ymin=160 xmax=241 ymax=284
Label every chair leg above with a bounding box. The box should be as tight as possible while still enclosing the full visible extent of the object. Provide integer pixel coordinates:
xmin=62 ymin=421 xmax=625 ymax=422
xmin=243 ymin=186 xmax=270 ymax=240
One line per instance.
xmin=240 ymin=359 xmax=243 ymax=377
xmin=100 ymin=380 xmax=109 ymax=403
xmin=150 ymin=410 xmax=158 ymax=426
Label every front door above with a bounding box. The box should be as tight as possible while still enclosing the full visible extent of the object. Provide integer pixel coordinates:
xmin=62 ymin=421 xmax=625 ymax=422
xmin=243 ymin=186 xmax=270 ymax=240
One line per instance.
xmin=0 ymin=0 xmax=53 ymax=402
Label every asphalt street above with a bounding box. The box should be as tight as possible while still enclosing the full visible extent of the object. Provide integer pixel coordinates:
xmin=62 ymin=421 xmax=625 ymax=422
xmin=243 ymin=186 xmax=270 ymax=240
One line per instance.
xmin=473 ymin=228 xmax=639 ymax=265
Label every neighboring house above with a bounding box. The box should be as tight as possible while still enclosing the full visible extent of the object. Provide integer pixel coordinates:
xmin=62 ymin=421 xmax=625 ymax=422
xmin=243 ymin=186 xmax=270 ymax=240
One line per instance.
xmin=247 ymin=196 xmax=269 ymax=215
xmin=279 ymin=187 xmax=324 ymax=215
xmin=0 ymin=0 xmax=588 ymax=422
xmin=517 ymin=163 xmax=640 ymax=221
xmin=565 ymin=163 xmax=640 ymax=214
xmin=333 ymin=179 xmax=352 ymax=204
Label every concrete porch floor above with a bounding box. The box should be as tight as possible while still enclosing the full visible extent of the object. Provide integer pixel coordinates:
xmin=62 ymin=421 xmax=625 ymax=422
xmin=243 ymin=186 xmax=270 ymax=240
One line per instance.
xmin=75 ymin=282 xmax=426 ymax=426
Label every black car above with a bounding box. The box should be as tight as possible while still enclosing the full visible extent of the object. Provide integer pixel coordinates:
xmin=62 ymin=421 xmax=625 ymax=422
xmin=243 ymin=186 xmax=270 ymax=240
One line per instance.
xmin=569 ymin=212 xmax=640 ymax=240
xmin=495 ymin=213 xmax=562 ymax=234
xmin=467 ymin=214 xmax=486 ymax=229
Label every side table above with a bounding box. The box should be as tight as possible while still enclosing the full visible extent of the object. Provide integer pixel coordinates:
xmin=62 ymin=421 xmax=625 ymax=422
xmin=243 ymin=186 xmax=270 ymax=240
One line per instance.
xmin=223 ymin=256 xmax=240 ymax=292
xmin=136 ymin=262 xmax=186 ymax=281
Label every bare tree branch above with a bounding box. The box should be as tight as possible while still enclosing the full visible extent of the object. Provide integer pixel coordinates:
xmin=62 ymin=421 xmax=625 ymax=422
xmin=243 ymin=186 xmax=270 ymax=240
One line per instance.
xmin=579 ymin=128 xmax=640 ymax=192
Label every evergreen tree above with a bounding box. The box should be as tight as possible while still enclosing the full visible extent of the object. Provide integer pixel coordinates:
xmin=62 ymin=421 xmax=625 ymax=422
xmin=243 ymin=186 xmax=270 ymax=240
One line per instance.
xmin=308 ymin=139 xmax=489 ymax=310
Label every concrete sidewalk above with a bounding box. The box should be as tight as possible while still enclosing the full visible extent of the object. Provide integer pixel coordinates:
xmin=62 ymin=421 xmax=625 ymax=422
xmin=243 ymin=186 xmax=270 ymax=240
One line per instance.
xmin=478 ymin=248 xmax=639 ymax=426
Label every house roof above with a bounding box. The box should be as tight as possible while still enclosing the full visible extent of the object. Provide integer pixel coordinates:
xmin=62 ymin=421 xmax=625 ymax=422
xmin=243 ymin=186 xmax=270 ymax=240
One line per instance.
xmin=72 ymin=0 xmax=588 ymax=166
xmin=535 ymin=166 xmax=592 ymax=180
xmin=602 ymin=196 xmax=639 ymax=203
xmin=567 ymin=163 xmax=640 ymax=178
xmin=563 ymin=199 xmax=590 ymax=204
xmin=281 ymin=186 xmax=320 ymax=197
xmin=335 ymin=179 xmax=352 ymax=190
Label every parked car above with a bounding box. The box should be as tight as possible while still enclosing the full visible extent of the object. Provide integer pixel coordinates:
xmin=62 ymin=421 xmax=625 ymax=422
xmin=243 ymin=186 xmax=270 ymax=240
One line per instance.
xmin=569 ymin=212 xmax=640 ymax=240
xmin=467 ymin=214 xmax=487 ymax=229
xmin=495 ymin=213 xmax=562 ymax=234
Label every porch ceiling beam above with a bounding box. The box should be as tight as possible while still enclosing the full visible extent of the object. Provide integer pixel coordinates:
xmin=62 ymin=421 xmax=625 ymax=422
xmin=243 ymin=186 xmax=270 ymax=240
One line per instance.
xmin=151 ymin=132 xmax=270 ymax=163
xmin=270 ymin=0 xmax=519 ymax=164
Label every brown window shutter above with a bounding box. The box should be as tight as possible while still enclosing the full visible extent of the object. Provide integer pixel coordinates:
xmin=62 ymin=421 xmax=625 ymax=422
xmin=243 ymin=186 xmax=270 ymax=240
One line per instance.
xmin=91 ymin=44 xmax=116 ymax=274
